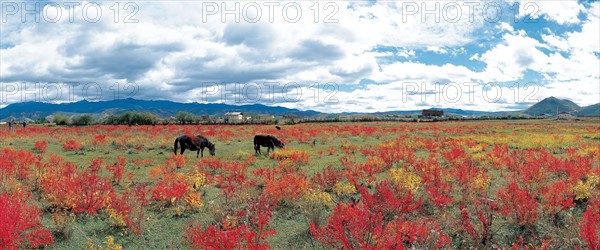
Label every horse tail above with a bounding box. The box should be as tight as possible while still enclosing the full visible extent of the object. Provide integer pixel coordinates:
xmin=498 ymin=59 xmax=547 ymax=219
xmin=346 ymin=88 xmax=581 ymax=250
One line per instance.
xmin=174 ymin=137 xmax=179 ymax=155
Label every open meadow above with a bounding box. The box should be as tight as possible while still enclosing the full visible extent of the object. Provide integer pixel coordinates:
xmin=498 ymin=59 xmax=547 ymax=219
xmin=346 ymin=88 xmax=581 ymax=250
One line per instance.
xmin=1 ymin=119 xmax=599 ymax=249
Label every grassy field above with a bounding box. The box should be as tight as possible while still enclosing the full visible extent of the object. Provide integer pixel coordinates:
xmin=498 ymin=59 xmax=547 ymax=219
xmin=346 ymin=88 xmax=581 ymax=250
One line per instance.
xmin=1 ymin=119 xmax=599 ymax=249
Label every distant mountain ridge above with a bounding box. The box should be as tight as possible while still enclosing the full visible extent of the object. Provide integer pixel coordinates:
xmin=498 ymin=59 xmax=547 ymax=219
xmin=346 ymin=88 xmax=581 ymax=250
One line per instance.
xmin=1 ymin=97 xmax=598 ymax=121
xmin=523 ymin=97 xmax=599 ymax=117
xmin=0 ymin=99 xmax=320 ymax=120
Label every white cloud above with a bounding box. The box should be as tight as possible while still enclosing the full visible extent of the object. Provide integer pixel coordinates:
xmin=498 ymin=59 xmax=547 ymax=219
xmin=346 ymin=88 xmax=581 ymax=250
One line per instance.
xmin=509 ymin=0 xmax=584 ymax=25
xmin=0 ymin=0 xmax=598 ymax=113
xmin=477 ymin=32 xmax=550 ymax=82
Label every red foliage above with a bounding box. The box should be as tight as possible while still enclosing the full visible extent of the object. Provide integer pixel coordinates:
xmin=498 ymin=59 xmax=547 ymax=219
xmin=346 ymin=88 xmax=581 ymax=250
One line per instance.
xmin=151 ymin=172 xmax=188 ymax=205
xmin=311 ymin=166 xmax=343 ymax=192
xmin=264 ymin=172 xmax=309 ymax=201
xmin=0 ymin=191 xmax=54 ymax=249
xmin=458 ymin=198 xmax=497 ymax=246
xmin=355 ymin=181 xmax=422 ymax=221
xmin=109 ymin=184 xmax=149 ymax=234
xmin=39 ymin=161 xmax=114 ymax=214
xmin=580 ymin=199 xmax=600 ymax=250
xmin=0 ymin=148 xmax=36 ymax=180
xmin=34 ymin=140 xmax=48 ymax=154
xmin=310 ymin=203 xmax=384 ymax=249
xmin=106 ymin=156 xmax=126 ymax=184
xmin=184 ymin=222 xmax=247 ymax=249
xmin=496 ymin=180 xmax=539 ymax=226
xmin=63 ymin=139 xmax=82 ymax=151
xmin=92 ymin=134 xmax=107 ymax=146
xmin=244 ymin=195 xmax=278 ymax=250
xmin=184 ymin=195 xmax=277 ymax=249
xmin=540 ymin=180 xmax=574 ymax=216
xmin=310 ymin=202 xmax=449 ymax=249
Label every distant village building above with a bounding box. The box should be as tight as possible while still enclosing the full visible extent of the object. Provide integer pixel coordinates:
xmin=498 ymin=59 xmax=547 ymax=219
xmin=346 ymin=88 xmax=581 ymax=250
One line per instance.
xmin=257 ymin=114 xmax=275 ymax=121
xmin=422 ymin=109 xmax=444 ymax=117
xmin=224 ymin=112 xmax=244 ymax=123
xmin=558 ymin=111 xmax=575 ymax=119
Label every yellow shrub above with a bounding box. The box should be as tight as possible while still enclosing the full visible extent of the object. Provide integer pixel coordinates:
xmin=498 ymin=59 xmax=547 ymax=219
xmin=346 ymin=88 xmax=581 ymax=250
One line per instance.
xmin=187 ymin=171 xmax=206 ymax=191
xmin=573 ymin=174 xmax=599 ymax=201
xmin=473 ymin=173 xmax=491 ymax=190
xmin=333 ymin=182 xmax=357 ymax=196
xmin=185 ymin=192 xmax=204 ymax=209
xmin=389 ymin=168 xmax=422 ymax=192
xmin=301 ymin=189 xmax=334 ymax=208
xmin=106 ymin=208 xmax=126 ymax=227
xmin=104 ymin=236 xmax=123 ymax=250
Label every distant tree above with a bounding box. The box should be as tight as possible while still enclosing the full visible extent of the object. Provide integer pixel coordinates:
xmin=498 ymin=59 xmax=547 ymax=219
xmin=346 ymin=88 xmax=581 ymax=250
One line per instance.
xmin=35 ymin=117 xmax=49 ymax=124
xmin=175 ymin=111 xmax=196 ymax=125
xmin=72 ymin=115 xmax=94 ymax=126
xmin=53 ymin=114 xmax=69 ymax=125
xmin=104 ymin=115 xmax=119 ymax=125
xmin=102 ymin=112 xmax=158 ymax=125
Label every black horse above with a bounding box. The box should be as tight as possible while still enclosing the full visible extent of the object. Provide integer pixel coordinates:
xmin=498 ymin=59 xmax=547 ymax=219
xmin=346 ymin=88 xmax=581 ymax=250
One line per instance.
xmin=254 ymin=135 xmax=284 ymax=155
xmin=174 ymin=135 xmax=216 ymax=158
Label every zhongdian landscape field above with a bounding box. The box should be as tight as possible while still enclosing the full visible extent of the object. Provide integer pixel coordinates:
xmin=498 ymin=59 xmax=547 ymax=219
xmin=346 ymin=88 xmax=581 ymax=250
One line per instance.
xmin=1 ymin=120 xmax=599 ymax=249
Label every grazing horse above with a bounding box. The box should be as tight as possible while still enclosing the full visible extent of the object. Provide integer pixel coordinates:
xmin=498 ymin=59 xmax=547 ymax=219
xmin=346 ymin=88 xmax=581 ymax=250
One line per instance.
xmin=254 ymin=135 xmax=284 ymax=155
xmin=275 ymin=126 xmax=281 ymax=130
xmin=174 ymin=135 xmax=216 ymax=158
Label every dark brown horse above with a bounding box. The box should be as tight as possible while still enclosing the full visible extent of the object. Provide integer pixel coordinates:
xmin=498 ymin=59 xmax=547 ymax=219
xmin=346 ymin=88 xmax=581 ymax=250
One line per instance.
xmin=254 ymin=135 xmax=284 ymax=155
xmin=174 ymin=135 xmax=215 ymax=158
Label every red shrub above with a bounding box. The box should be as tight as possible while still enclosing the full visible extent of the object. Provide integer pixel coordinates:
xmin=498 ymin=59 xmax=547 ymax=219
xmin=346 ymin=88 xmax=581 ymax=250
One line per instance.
xmin=108 ymin=184 xmax=149 ymax=234
xmin=63 ymin=139 xmax=82 ymax=151
xmin=106 ymin=156 xmax=126 ymax=184
xmin=34 ymin=141 xmax=48 ymax=154
xmin=580 ymin=199 xmax=600 ymax=250
xmin=184 ymin=222 xmax=247 ymax=249
xmin=356 ymin=181 xmax=422 ymax=221
xmin=496 ymin=180 xmax=539 ymax=226
xmin=264 ymin=172 xmax=309 ymax=201
xmin=0 ymin=191 xmax=54 ymax=249
xmin=540 ymin=180 xmax=574 ymax=216
xmin=310 ymin=202 xmax=449 ymax=249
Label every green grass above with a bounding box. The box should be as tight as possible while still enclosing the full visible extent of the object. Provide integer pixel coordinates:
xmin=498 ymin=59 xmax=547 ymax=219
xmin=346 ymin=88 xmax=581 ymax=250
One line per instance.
xmin=2 ymin=119 xmax=599 ymax=249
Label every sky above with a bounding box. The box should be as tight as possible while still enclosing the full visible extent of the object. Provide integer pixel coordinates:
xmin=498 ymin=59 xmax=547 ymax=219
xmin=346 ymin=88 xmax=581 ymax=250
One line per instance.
xmin=0 ymin=0 xmax=599 ymax=112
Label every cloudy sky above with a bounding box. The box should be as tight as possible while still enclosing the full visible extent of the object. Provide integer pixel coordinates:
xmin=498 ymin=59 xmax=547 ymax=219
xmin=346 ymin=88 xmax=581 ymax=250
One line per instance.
xmin=1 ymin=0 xmax=598 ymax=112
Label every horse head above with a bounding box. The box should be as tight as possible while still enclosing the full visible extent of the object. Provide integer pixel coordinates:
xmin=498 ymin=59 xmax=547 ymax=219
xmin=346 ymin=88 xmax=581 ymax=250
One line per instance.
xmin=272 ymin=136 xmax=285 ymax=148
xmin=209 ymin=143 xmax=216 ymax=156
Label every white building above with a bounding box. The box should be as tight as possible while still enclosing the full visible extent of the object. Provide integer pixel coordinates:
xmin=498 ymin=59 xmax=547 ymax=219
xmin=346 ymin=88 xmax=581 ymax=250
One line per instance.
xmin=224 ymin=112 xmax=243 ymax=123
xmin=558 ymin=112 xmax=575 ymax=119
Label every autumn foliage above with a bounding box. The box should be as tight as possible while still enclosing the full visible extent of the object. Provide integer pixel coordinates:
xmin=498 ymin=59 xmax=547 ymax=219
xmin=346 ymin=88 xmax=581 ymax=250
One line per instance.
xmin=0 ymin=122 xmax=598 ymax=249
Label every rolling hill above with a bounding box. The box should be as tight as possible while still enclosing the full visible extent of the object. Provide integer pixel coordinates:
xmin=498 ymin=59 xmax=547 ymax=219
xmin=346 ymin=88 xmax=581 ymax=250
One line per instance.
xmin=0 ymin=99 xmax=320 ymax=120
xmin=1 ymin=96 xmax=598 ymax=121
xmin=522 ymin=97 xmax=582 ymax=116
xmin=578 ymin=103 xmax=600 ymax=117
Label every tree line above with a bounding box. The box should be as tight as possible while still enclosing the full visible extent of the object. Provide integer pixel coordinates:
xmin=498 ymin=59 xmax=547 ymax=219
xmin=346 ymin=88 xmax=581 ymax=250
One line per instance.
xmin=39 ymin=111 xmax=279 ymax=126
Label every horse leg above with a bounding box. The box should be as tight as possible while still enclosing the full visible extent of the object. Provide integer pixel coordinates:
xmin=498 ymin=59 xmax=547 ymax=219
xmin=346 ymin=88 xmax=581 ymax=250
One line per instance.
xmin=181 ymin=145 xmax=186 ymax=155
xmin=200 ymin=148 xmax=204 ymax=158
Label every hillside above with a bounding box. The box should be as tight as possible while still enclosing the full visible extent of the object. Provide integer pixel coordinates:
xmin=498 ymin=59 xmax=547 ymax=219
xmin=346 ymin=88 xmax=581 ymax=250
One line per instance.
xmin=2 ymin=96 xmax=598 ymax=121
xmin=0 ymin=99 xmax=320 ymax=120
xmin=578 ymin=103 xmax=600 ymax=117
xmin=523 ymin=97 xmax=581 ymax=116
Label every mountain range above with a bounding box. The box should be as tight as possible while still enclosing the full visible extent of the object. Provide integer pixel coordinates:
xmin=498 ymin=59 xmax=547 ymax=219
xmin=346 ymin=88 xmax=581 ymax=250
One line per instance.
xmin=0 ymin=99 xmax=319 ymax=121
xmin=522 ymin=97 xmax=599 ymax=117
xmin=0 ymin=97 xmax=598 ymax=121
